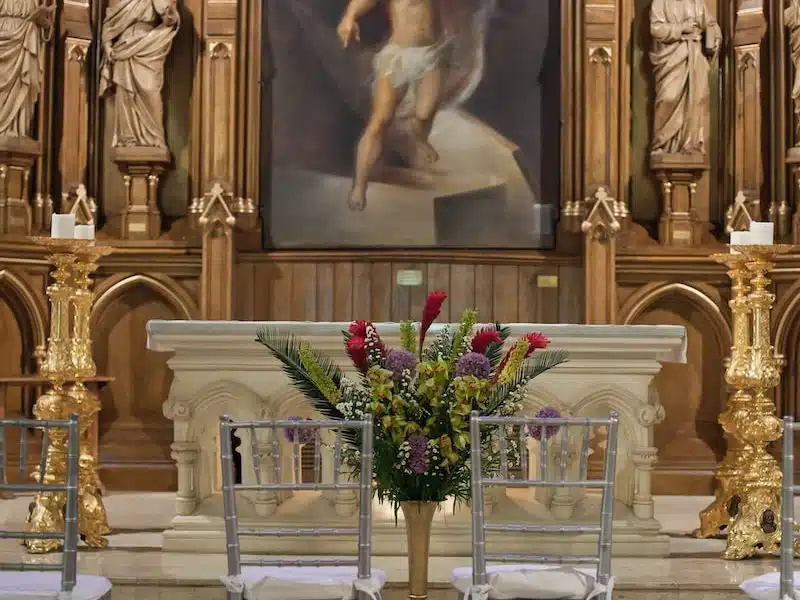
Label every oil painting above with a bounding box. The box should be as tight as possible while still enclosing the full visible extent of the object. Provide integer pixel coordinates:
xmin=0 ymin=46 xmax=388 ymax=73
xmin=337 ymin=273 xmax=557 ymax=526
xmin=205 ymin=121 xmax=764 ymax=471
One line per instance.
xmin=262 ymin=0 xmax=561 ymax=248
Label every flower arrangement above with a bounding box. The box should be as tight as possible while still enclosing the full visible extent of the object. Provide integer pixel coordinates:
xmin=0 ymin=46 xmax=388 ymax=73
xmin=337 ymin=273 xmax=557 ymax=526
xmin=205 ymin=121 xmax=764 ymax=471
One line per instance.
xmin=256 ymin=291 xmax=568 ymax=509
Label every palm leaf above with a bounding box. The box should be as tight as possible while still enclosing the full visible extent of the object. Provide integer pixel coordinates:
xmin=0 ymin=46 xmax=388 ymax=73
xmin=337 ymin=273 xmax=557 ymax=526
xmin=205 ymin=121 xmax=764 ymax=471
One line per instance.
xmin=484 ymin=349 xmax=568 ymax=414
xmin=255 ymin=327 xmax=346 ymax=420
xmin=485 ymin=323 xmax=510 ymax=370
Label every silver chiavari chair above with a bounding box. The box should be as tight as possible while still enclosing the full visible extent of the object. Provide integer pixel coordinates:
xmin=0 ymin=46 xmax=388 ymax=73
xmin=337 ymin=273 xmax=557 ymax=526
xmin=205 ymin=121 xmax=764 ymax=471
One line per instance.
xmin=219 ymin=414 xmax=383 ymax=600
xmin=740 ymin=416 xmax=800 ymax=600
xmin=0 ymin=414 xmax=112 ymax=600
xmin=451 ymin=411 xmax=619 ymax=600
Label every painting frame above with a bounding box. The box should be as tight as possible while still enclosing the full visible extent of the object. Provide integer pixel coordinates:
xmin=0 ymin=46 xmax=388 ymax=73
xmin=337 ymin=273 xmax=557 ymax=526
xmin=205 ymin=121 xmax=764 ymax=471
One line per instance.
xmin=255 ymin=0 xmax=579 ymax=254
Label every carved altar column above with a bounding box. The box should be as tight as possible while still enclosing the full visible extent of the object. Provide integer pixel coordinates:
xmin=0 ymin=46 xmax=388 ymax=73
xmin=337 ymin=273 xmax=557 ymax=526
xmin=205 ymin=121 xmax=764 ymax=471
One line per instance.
xmin=0 ymin=137 xmax=41 ymax=235
xmin=651 ymin=154 xmax=709 ymax=246
xmin=581 ymin=187 xmax=620 ymax=324
xmin=171 ymin=441 xmax=199 ymax=516
xmin=112 ymin=147 xmax=169 ymax=240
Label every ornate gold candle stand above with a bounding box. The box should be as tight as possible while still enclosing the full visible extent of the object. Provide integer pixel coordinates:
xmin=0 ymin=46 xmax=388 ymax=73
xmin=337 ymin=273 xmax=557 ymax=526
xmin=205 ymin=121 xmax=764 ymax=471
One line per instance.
xmin=695 ymin=253 xmax=753 ymax=539
xmin=25 ymin=237 xmax=111 ymax=553
xmin=698 ymin=244 xmax=791 ymax=560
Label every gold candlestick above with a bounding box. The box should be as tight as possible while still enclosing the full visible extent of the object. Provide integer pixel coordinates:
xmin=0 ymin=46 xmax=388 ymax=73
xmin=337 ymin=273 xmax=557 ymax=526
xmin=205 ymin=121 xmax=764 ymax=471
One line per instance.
xmin=25 ymin=237 xmax=111 ymax=553
xmin=695 ymin=253 xmax=752 ymax=539
xmin=707 ymin=244 xmax=791 ymax=560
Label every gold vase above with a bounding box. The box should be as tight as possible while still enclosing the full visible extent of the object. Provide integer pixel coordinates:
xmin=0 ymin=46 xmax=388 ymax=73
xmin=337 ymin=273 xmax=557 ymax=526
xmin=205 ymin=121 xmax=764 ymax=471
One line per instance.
xmin=400 ymin=501 xmax=437 ymax=600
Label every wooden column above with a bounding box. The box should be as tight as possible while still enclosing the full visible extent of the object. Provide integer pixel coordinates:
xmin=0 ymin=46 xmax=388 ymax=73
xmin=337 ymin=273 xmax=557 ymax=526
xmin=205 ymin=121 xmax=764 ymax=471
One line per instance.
xmin=197 ymin=184 xmax=235 ymax=319
xmin=581 ymin=188 xmax=620 ymax=324
xmin=193 ymin=183 xmax=256 ymax=319
xmin=728 ymin=0 xmax=767 ymax=233
xmin=194 ymin=0 xmax=262 ymax=319
xmin=57 ymin=1 xmax=91 ymax=219
xmin=562 ymin=0 xmax=627 ymax=235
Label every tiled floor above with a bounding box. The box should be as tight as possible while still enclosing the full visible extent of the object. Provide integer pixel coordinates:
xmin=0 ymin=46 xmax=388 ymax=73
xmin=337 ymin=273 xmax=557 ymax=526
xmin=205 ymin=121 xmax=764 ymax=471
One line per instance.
xmin=0 ymin=493 xmax=788 ymax=599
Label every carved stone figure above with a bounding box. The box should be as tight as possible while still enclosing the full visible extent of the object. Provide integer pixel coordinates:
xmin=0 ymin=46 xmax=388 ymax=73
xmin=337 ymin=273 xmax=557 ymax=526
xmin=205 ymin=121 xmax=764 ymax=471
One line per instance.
xmin=99 ymin=0 xmax=179 ymax=149
xmin=0 ymin=0 xmax=54 ymax=138
xmin=649 ymin=0 xmax=721 ymax=155
xmin=786 ymin=0 xmax=800 ymax=144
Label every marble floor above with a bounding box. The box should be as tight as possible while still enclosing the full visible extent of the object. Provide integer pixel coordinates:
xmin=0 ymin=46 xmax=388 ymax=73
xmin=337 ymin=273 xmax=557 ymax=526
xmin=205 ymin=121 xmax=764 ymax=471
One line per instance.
xmin=0 ymin=493 xmax=789 ymax=599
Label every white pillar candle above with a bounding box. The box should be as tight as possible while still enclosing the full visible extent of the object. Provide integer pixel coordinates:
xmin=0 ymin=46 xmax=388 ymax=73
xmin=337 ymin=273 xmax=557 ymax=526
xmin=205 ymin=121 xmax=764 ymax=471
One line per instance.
xmin=729 ymin=230 xmax=750 ymax=254
xmin=748 ymin=221 xmax=774 ymax=245
xmin=74 ymin=224 xmax=95 ymax=240
xmin=51 ymin=214 xmax=75 ymax=239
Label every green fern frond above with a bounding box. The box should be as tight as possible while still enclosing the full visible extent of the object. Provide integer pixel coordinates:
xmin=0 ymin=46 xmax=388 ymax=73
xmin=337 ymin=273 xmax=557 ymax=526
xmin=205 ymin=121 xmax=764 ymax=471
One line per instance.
xmin=484 ymin=349 xmax=568 ymax=414
xmin=255 ymin=327 xmax=345 ymax=420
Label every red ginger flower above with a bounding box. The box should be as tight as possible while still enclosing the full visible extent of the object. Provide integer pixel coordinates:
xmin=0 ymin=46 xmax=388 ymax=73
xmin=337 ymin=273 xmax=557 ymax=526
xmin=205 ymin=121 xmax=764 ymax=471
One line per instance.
xmin=524 ymin=333 xmax=550 ymax=355
xmin=471 ymin=327 xmax=502 ymax=354
xmin=419 ymin=291 xmax=447 ymax=352
xmin=346 ymin=336 xmax=368 ymax=374
xmin=348 ymin=320 xmax=370 ymax=338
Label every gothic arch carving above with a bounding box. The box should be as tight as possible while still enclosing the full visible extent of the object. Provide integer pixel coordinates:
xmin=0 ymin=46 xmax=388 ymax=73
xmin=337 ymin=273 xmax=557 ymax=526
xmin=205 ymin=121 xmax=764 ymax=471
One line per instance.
xmin=92 ymin=273 xmax=198 ymax=325
xmin=619 ymin=282 xmax=731 ymax=349
xmin=773 ymin=278 xmax=800 ymax=357
xmin=184 ymin=379 xmax=264 ymax=503
xmin=0 ymin=268 xmax=48 ymax=354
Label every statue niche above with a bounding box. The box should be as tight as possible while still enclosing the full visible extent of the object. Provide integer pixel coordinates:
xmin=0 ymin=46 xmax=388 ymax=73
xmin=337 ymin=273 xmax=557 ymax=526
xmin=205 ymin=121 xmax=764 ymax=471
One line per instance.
xmin=649 ymin=0 xmax=721 ymax=156
xmin=100 ymin=0 xmax=179 ymax=154
xmin=647 ymin=0 xmax=721 ymax=246
xmin=100 ymin=0 xmax=179 ymax=241
xmin=0 ymin=0 xmax=54 ymax=143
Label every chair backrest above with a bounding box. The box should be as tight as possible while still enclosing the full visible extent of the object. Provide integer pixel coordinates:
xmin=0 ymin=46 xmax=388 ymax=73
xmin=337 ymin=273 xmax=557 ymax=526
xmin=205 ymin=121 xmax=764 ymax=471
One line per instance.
xmin=469 ymin=411 xmax=620 ymax=588
xmin=219 ymin=414 xmax=374 ymax=580
xmin=781 ymin=416 xmax=800 ymax=599
xmin=0 ymin=414 xmax=80 ymax=592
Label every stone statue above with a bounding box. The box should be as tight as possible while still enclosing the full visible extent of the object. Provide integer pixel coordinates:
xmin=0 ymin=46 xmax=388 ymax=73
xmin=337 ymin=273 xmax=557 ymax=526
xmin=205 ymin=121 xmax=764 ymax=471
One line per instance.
xmin=0 ymin=0 xmax=54 ymax=138
xmin=786 ymin=0 xmax=800 ymax=144
xmin=649 ymin=0 xmax=721 ymax=155
xmin=99 ymin=0 xmax=179 ymax=149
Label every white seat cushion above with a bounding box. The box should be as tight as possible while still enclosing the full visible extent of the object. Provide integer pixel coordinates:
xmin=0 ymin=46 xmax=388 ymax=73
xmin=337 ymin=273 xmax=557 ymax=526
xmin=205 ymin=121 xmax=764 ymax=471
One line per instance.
xmin=0 ymin=571 xmax=112 ymax=600
xmin=740 ymin=571 xmax=800 ymax=600
xmin=451 ymin=564 xmax=614 ymax=600
xmin=220 ymin=566 xmax=387 ymax=600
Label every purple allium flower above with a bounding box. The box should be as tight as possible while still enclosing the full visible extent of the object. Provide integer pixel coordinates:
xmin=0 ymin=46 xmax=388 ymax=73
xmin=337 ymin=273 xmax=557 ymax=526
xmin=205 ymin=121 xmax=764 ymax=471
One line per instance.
xmin=527 ymin=407 xmax=562 ymax=441
xmin=283 ymin=416 xmax=318 ymax=445
xmin=407 ymin=435 xmax=430 ymax=475
xmin=386 ymin=349 xmax=418 ymax=382
xmin=455 ymin=352 xmax=491 ymax=379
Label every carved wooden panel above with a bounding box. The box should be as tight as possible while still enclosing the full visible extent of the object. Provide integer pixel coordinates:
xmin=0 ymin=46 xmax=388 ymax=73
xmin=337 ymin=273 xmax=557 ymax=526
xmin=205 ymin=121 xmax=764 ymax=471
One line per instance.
xmin=584 ymin=0 xmax=618 ymax=202
xmin=235 ymin=257 xmax=583 ymax=324
xmin=619 ymin=280 xmax=729 ymax=494
xmin=59 ymin=38 xmax=90 ymax=191
xmin=202 ymin=38 xmax=237 ymax=190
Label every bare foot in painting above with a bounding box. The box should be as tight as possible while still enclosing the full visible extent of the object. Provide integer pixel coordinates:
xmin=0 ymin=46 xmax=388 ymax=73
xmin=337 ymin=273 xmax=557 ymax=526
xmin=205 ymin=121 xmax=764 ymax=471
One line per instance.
xmin=409 ymin=138 xmax=439 ymax=169
xmin=348 ymin=185 xmax=367 ymax=211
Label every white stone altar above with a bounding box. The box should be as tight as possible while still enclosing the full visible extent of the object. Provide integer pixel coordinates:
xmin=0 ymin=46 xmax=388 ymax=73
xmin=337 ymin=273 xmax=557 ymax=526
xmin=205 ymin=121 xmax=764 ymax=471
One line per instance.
xmin=147 ymin=320 xmax=687 ymax=557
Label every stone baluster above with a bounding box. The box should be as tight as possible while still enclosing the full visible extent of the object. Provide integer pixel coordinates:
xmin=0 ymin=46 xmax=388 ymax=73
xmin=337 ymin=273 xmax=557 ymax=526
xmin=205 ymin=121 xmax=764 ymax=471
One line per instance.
xmin=632 ymin=446 xmax=659 ymax=519
xmin=171 ymin=442 xmax=199 ymax=516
